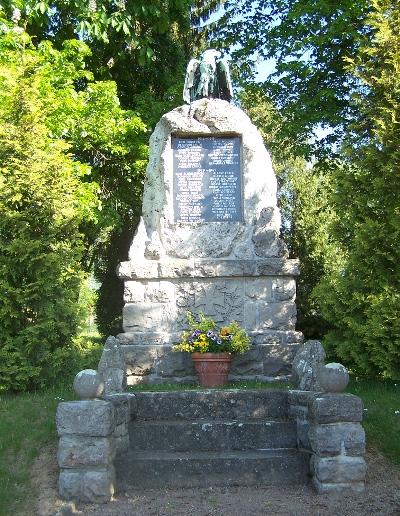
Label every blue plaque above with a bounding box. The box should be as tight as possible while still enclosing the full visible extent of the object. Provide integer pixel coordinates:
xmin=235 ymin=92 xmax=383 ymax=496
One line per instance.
xmin=172 ymin=136 xmax=242 ymax=223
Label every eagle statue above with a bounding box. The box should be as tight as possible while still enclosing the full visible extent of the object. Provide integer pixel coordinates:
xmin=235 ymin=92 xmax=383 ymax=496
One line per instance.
xmin=183 ymin=49 xmax=233 ymax=104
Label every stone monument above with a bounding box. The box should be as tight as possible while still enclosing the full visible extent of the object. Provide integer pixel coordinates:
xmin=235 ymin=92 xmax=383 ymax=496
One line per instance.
xmin=115 ymin=94 xmax=303 ymax=384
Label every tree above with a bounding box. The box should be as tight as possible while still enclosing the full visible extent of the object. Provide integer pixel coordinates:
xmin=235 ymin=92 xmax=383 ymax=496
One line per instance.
xmin=210 ymin=0 xmax=371 ymax=156
xmin=313 ymin=0 xmax=400 ymax=378
xmin=0 ymin=21 xmax=148 ymax=388
xmin=0 ymin=26 xmax=95 ymax=390
xmin=239 ymin=87 xmax=337 ymax=338
xmin=1 ymin=1 xmax=218 ymax=335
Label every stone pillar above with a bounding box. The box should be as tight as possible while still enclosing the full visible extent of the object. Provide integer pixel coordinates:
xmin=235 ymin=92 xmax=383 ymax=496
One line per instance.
xmin=309 ymin=393 xmax=366 ymax=492
xmin=104 ymin=393 xmax=136 ymax=455
xmin=56 ymin=371 xmax=116 ymax=503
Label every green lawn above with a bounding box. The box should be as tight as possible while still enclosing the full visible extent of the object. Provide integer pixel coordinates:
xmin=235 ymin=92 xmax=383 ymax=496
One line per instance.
xmin=0 ymin=385 xmax=75 ymax=516
xmin=347 ymin=378 xmax=400 ymax=466
xmin=0 ymin=377 xmax=399 ymax=515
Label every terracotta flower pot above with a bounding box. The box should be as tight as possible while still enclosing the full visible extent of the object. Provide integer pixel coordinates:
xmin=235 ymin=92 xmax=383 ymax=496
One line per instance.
xmin=191 ymin=352 xmax=233 ymax=387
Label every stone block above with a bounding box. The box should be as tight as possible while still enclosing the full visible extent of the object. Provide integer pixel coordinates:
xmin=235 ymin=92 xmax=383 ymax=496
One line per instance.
xmin=251 ymin=331 xmax=283 ymax=345
xmin=118 ymin=258 xmax=300 ymax=280
xmin=155 ymin=348 xmax=194 ymax=377
xmin=297 ymin=420 xmax=311 ymax=450
xmin=56 ymin=401 xmax=115 ymax=437
xmin=309 ymin=394 xmax=364 ymax=423
xmin=123 ymin=281 xmax=145 ymax=303
xmin=313 ymin=478 xmax=365 ymax=493
xmin=103 ymin=393 xmax=133 ymax=424
xmin=123 ymin=302 xmax=173 ymax=331
xmin=311 ymin=455 xmax=367 ymax=483
xmin=115 ymin=434 xmax=130 ymax=455
xmin=292 ymin=340 xmax=326 ymax=391
xmin=244 ymin=302 xmax=258 ymax=329
xmin=144 ymin=281 xmax=175 ymax=303
xmin=57 ymin=436 xmax=115 ymax=468
xmin=59 ymin=468 xmax=115 ymax=503
xmin=113 ymin=422 xmax=128 ymax=438
xmin=245 ymin=278 xmax=272 ymax=301
xmin=231 ymin=347 xmax=264 ymax=375
xmin=258 ymin=302 xmax=296 ymax=330
xmin=288 ymin=390 xmax=316 ymax=407
xmin=262 ymin=345 xmax=298 ymax=376
xmin=309 ymin=423 xmax=365 ymax=456
xmin=98 ymin=336 xmax=126 ymax=394
xmin=124 ymin=346 xmax=158 ymax=376
xmin=271 ymin=278 xmax=296 ymax=301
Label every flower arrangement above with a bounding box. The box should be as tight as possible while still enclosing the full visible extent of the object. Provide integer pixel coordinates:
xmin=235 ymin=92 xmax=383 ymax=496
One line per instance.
xmin=173 ymin=312 xmax=250 ymax=354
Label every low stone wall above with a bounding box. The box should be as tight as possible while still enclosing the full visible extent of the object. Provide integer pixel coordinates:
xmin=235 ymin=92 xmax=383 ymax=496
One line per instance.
xmin=56 ymin=370 xmax=367 ymax=503
xmin=289 ymin=391 xmax=366 ymax=492
xmin=56 ymin=393 xmax=136 ymax=503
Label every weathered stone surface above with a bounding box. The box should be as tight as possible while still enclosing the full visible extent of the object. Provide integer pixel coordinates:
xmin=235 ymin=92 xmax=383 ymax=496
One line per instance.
xmin=57 ymin=436 xmax=115 ymax=468
xmin=313 ymin=478 xmax=365 ymax=493
xmin=155 ymin=348 xmax=195 ymax=377
xmin=271 ymin=278 xmax=296 ymax=302
xmin=231 ymin=347 xmax=264 ymax=375
xmin=318 ymin=363 xmax=350 ymax=393
xmin=292 ymin=340 xmax=326 ymax=391
xmin=309 ymin=423 xmax=365 ymax=456
xmin=129 ymin=419 xmax=297 ymax=452
xmin=102 ymin=393 xmax=134 ymax=424
xmin=124 ymin=346 xmax=158 ymax=376
xmin=309 ymin=394 xmax=364 ymax=423
xmin=258 ymin=302 xmax=297 ymax=330
xmin=59 ymin=468 xmax=115 ymax=503
xmin=98 ymin=336 xmax=126 ymax=394
xmin=134 ymin=390 xmax=290 ymax=420
xmin=311 ymin=455 xmax=367 ymax=483
xmin=56 ymin=401 xmax=115 ymax=437
xmin=73 ymin=370 xmax=104 ymax=400
xmin=118 ymin=258 xmax=300 ymax=280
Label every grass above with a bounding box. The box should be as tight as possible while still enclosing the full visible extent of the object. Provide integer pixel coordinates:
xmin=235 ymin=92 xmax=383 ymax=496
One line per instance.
xmin=0 ymin=384 xmax=75 ymax=516
xmin=346 ymin=378 xmax=400 ymax=466
xmin=127 ymin=380 xmax=294 ymax=392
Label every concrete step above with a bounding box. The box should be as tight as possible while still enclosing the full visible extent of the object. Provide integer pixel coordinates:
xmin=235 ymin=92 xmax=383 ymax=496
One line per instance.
xmin=133 ymin=389 xmax=289 ymax=420
xmin=116 ymin=449 xmax=311 ymax=489
xmin=129 ymin=419 xmax=297 ymax=452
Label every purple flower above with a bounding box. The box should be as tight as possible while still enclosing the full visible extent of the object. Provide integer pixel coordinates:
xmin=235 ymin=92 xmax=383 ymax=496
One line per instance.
xmin=206 ymin=330 xmax=214 ymax=338
xmin=217 ymin=338 xmax=222 ymax=345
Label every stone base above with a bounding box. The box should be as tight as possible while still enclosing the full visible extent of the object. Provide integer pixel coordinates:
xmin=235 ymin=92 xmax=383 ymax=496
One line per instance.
xmin=117 ymin=334 xmax=303 ymax=385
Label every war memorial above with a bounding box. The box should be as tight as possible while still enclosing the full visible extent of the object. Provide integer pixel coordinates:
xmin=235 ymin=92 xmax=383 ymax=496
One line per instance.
xmin=55 ymin=50 xmax=367 ymax=503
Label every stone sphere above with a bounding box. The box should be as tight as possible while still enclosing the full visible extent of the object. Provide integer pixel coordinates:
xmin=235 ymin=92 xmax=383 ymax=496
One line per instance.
xmin=73 ymin=369 xmax=105 ymax=399
xmin=318 ymin=363 xmax=349 ymax=393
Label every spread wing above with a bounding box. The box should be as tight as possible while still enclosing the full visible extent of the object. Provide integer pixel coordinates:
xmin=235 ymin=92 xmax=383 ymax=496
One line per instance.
xmin=183 ymin=58 xmax=200 ymax=103
xmin=216 ymin=58 xmax=233 ymax=101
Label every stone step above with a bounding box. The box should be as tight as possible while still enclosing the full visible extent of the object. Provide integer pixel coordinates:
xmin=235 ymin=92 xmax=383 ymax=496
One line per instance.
xmin=133 ymin=389 xmax=289 ymax=420
xmin=129 ymin=419 xmax=297 ymax=452
xmin=116 ymin=449 xmax=311 ymax=489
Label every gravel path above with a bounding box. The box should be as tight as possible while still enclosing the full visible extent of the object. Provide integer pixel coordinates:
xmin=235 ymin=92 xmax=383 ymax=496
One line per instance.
xmin=33 ymin=446 xmax=400 ymax=516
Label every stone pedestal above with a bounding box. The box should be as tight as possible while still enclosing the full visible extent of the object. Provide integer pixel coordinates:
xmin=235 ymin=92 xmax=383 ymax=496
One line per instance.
xmin=117 ymin=98 xmax=303 ymax=384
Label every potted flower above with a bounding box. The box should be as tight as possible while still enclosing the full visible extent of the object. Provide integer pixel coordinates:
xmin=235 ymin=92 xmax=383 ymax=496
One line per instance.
xmin=173 ymin=312 xmax=250 ymax=387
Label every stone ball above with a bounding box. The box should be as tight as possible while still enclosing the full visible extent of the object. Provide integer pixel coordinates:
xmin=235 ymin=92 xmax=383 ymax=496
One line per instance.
xmin=73 ymin=369 xmax=105 ymax=399
xmin=318 ymin=363 xmax=349 ymax=393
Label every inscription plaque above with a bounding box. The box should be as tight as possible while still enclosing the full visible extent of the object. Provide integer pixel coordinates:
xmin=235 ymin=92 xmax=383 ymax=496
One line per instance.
xmin=172 ymin=136 xmax=242 ymax=223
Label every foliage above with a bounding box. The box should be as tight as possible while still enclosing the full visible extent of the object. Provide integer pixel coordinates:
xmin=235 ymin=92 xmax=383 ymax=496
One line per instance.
xmin=211 ymin=0 xmax=371 ymax=155
xmin=313 ymin=0 xmax=400 ymax=378
xmin=347 ymin=378 xmax=400 ymax=465
xmin=0 ymin=22 xmax=147 ymax=389
xmin=173 ymin=312 xmax=250 ymax=354
xmin=239 ymin=87 xmax=337 ymax=338
xmin=0 ymin=27 xmax=92 ymax=391
xmin=1 ymin=0 xmax=213 ymax=335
